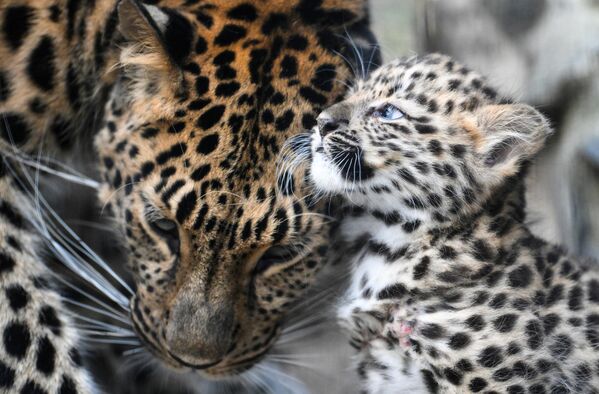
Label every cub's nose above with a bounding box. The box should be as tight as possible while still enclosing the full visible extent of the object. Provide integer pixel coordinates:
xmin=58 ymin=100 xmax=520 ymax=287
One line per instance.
xmin=317 ymin=113 xmax=348 ymax=138
xmin=319 ymin=118 xmax=340 ymax=137
xmin=317 ymin=101 xmax=351 ymax=138
xmin=165 ymin=295 xmax=235 ymax=363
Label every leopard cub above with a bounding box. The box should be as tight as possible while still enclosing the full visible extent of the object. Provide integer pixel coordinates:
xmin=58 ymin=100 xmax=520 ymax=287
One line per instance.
xmin=295 ymin=54 xmax=599 ymax=393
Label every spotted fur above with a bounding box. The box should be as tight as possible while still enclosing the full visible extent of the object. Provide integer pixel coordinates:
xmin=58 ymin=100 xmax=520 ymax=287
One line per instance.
xmin=300 ymin=54 xmax=599 ymax=393
xmin=0 ymin=159 xmax=94 ymax=393
xmin=0 ymin=0 xmax=379 ymax=384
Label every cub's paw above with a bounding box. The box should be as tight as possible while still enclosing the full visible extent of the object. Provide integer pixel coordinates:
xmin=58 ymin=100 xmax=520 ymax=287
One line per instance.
xmin=342 ymin=304 xmax=393 ymax=349
xmin=387 ymin=318 xmax=415 ymax=348
xmin=384 ymin=305 xmax=418 ymax=349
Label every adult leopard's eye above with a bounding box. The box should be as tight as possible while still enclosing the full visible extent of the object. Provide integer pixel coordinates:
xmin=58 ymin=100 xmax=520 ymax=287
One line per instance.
xmin=254 ymin=244 xmax=303 ymax=274
xmin=150 ymin=218 xmax=180 ymax=252
xmin=152 ymin=218 xmax=177 ymax=232
xmin=374 ymin=103 xmax=404 ymax=121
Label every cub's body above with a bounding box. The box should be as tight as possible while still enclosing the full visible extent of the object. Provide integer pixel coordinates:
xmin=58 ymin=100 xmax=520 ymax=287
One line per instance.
xmin=296 ymin=54 xmax=599 ymax=393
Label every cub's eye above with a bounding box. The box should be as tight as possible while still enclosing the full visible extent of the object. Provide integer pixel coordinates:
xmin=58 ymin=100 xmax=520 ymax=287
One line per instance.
xmin=373 ymin=104 xmax=404 ymax=121
xmin=255 ymin=244 xmax=302 ymax=274
xmin=149 ymin=218 xmax=179 ymax=252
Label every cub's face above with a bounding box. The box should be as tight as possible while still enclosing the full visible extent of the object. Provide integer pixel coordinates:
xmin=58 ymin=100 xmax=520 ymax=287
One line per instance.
xmin=95 ymin=0 xmax=378 ymax=377
xmin=308 ymin=54 xmax=551 ymax=225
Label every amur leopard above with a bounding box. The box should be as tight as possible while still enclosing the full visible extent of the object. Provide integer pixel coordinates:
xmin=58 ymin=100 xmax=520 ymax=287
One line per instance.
xmin=0 ymin=0 xmax=379 ymax=391
xmin=294 ymin=53 xmax=599 ymax=393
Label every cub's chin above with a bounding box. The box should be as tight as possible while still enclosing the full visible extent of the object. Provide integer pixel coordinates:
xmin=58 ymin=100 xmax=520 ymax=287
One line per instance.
xmin=309 ymin=150 xmax=350 ymax=195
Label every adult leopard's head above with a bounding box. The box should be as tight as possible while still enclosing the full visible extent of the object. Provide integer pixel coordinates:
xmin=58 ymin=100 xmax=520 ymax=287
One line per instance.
xmin=95 ymin=0 xmax=378 ymax=377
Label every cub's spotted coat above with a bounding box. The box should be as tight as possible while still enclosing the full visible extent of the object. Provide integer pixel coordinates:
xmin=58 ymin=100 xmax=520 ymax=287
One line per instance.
xmin=302 ymin=54 xmax=599 ymax=393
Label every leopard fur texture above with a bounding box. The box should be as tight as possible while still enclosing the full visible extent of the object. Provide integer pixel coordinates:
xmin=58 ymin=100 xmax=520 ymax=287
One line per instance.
xmin=289 ymin=53 xmax=599 ymax=394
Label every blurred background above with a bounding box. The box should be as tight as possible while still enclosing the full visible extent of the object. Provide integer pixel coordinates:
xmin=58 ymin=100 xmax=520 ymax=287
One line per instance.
xmin=47 ymin=0 xmax=599 ymax=392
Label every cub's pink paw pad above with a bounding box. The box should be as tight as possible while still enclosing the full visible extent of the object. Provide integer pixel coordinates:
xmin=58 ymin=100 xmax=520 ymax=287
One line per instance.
xmin=389 ymin=319 xmax=415 ymax=348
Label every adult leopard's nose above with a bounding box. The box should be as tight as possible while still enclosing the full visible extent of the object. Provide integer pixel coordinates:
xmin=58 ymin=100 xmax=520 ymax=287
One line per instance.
xmin=165 ymin=294 xmax=235 ymax=364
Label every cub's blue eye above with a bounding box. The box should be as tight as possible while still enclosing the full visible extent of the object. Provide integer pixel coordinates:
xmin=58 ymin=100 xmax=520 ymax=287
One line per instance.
xmin=374 ymin=104 xmax=404 ymax=121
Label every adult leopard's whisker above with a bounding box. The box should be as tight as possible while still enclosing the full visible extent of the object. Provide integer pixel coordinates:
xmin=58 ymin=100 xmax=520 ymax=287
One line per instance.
xmin=37 ymin=197 xmax=133 ymax=297
xmin=62 ymin=298 xmax=130 ymax=325
xmin=3 ymin=149 xmax=100 ymax=189
xmin=81 ymin=337 xmax=140 ymax=346
xmin=64 ymin=307 xmax=128 ymax=327
xmin=52 ymin=272 xmax=130 ymax=319
xmin=255 ymin=362 xmax=307 ymax=394
xmin=8 ymin=161 xmax=133 ymax=306
xmin=21 ymin=147 xmax=132 ymax=296
xmin=122 ymin=347 xmax=146 ymax=356
xmin=2 ymin=157 xmax=129 ymax=307
xmin=76 ymin=329 xmax=137 ymax=338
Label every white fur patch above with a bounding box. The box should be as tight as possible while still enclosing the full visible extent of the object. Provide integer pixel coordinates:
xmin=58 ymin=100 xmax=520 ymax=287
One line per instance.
xmin=144 ymin=5 xmax=169 ymax=30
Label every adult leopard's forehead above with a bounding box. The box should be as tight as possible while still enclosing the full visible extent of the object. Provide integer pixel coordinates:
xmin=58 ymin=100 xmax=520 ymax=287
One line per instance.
xmin=94 ymin=0 xmax=367 ymax=293
xmin=93 ymin=0 xmax=371 ymax=370
xmin=98 ymin=1 xmax=358 ymax=222
xmin=350 ymin=54 xmax=500 ymax=107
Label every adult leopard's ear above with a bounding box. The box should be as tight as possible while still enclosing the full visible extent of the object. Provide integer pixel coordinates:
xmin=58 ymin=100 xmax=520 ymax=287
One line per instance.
xmin=292 ymin=0 xmax=382 ymax=79
xmin=476 ymin=103 xmax=552 ymax=173
xmin=117 ymin=0 xmax=193 ymax=93
xmin=293 ymin=0 xmax=367 ymax=26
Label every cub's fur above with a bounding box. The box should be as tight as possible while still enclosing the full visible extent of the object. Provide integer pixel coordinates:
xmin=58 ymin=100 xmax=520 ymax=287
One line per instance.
xmin=295 ymin=54 xmax=599 ymax=393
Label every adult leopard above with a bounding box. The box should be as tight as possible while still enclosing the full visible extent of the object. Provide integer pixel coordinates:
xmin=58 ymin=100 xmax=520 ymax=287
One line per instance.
xmin=0 ymin=0 xmax=379 ymax=390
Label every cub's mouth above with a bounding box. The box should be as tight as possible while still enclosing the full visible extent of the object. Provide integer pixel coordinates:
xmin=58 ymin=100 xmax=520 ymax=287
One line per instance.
xmin=309 ymin=125 xmax=375 ymax=193
xmin=325 ymin=143 xmax=373 ymax=182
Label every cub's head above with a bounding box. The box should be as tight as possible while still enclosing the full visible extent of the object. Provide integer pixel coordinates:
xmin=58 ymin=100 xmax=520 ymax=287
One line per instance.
xmin=306 ymin=54 xmax=552 ymax=226
xmin=95 ymin=0 xmax=378 ymax=377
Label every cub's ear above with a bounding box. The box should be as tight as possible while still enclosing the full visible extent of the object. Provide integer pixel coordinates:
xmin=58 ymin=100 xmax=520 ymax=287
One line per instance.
xmin=118 ymin=0 xmax=193 ymax=80
xmin=476 ymin=103 xmax=552 ymax=173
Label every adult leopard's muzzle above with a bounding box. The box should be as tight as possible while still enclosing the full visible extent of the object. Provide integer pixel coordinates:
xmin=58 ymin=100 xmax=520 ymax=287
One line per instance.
xmin=164 ymin=290 xmax=236 ymax=367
